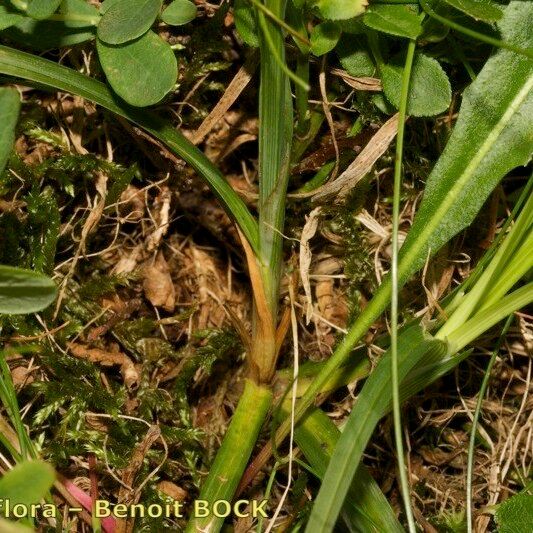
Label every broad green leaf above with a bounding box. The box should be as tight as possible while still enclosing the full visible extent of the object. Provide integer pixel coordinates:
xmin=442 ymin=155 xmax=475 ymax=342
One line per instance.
xmin=161 ymin=0 xmax=197 ymax=26
xmin=295 ymin=408 xmax=405 ymax=533
xmin=305 ymin=326 xmax=449 ymax=532
xmin=313 ymin=0 xmax=367 ymax=21
xmin=382 ymin=52 xmax=452 ymax=116
xmin=0 ymin=265 xmax=57 ymax=314
xmin=0 ymin=12 xmax=22 ymax=31
xmin=0 ymin=461 xmax=55 ymax=510
xmin=397 ymin=0 xmax=533 ymax=279
xmin=26 ymin=0 xmax=62 ymax=20
xmin=363 ymin=5 xmax=422 ymax=39
xmin=336 ymin=34 xmax=375 ymax=77
xmin=0 ymin=520 xmax=33 ymax=533
xmin=442 ymin=0 xmax=503 ymax=22
xmin=97 ymin=30 xmax=177 ymax=107
xmin=0 ymin=87 xmax=20 ymax=175
xmin=310 ymin=21 xmax=341 ymax=56
xmin=0 ymin=46 xmax=260 ymax=254
xmin=234 ymin=0 xmax=259 ymax=47
xmin=495 ymin=492 xmax=533 ymax=533
xmin=4 ymin=0 xmax=99 ymax=50
xmin=97 ymin=0 xmax=162 ymax=44
xmin=99 ymin=0 xmax=121 ymax=14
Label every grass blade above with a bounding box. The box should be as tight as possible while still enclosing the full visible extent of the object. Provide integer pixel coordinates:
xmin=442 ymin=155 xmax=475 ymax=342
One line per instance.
xmin=305 ymin=326 xmax=448 ymax=532
xmin=0 ymin=45 xmax=260 ymax=255
xmin=390 ymin=37 xmax=417 ymax=533
xmin=267 ymin=0 xmax=533 ymax=458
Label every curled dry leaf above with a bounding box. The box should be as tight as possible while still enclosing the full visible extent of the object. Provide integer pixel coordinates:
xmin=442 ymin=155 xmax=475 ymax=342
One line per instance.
xmin=311 ymin=114 xmax=399 ymax=202
xmin=68 ymin=342 xmax=139 ymax=388
xmin=299 ymin=207 xmax=322 ymax=324
xmin=142 ymin=251 xmax=176 ymax=312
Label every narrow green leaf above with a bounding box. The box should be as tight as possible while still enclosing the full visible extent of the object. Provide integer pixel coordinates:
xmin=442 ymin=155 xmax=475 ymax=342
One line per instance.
xmin=382 ymin=51 xmax=452 ymax=116
xmin=97 ymin=0 xmax=162 ymax=44
xmin=234 ymin=0 xmax=259 ymax=47
xmin=305 ymin=327 xmax=449 ymax=532
xmin=295 ymin=408 xmax=405 ymax=533
xmin=0 ymin=87 xmax=20 ymax=175
xmin=0 ymin=461 xmax=55 ymax=509
xmin=0 ymin=265 xmax=57 ymax=314
xmin=4 ymin=0 xmax=99 ymax=50
xmin=442 ymin=0 xmax=503 ymax=22
xmin=310 ymin=21 xmax=341 ymax=56
xmin=313 ymin=0 xmax=367 ymax=21
xmin=26 ymin=0 xmax=62 ymax=20
xmin=397 ymin=0 xmax=533 ymax=279
xmin=184 ymin=380 xmax=272 ymax=533
xmin=97 ymin=30 xmax=177 ymax=107
xmin=0 ymin=45 xmax=260 ymax=254
xmin=160 ymin=0 xmax=197 ymax=26
xmin=495 ymin=492 xmax=533 ymax=533
xmin=363 ymin=5 xmax=422 ymax=39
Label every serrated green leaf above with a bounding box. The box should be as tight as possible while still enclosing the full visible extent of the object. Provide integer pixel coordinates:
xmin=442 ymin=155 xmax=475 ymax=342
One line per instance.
xmin=382 ymin=52 xmax=451 ymax=116
xmin=0 ymin=265 xmax=57 ymax=314
xmin=26 ymin=0 xmax=62 ymax=20
xmin=97 ymin=30 xmax=177 ymax=107
xmin=313 ymin=0 xmax=367 ymax=21
xmin=443 ymin=0 xmax=503 ymax=22
xmin=310 ymin=21 xmax=341 ymax=56
xmin=234 ymin=0 xmax=259 ymax=47
xmin=363 ymin=5 xmax=422 ymax=39
xmin=0 ymin=461 xmax=55 ymax=510
xmin=161 ymin=0 xmax=197 ymax=26
xmin=336 ymin=34 xmax=375 ymax=76
xmin=495 ymin=492 xmax=533 ymax=533
xmin=4 ymin=0 xmax=99 ymax=50
xmin=0 ymin=87 xmax=20 ymax=175
xmin=97 ymin=0 xmax=162 ymax=44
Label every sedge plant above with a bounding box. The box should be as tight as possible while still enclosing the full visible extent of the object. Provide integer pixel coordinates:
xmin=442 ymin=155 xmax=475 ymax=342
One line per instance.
xmin=0 ymin=0 xmax=531 ymax=531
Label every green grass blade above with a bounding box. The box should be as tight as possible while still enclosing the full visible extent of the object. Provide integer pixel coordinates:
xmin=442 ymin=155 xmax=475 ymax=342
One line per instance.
xmin=390 ymin=37 xmax=417 ymax=533
xmin=270 ymin=0 xmax=533 ymax=452
xmin=256 ymin=0 xmax=293 ymax=316
xmin=466 ymin=315 xmax=513 ymax=533
xmin=305 ymin=326 xmax=448 ymax=532
xmin=295 ymin=408 xmax=405 ymax=533
xmin=0 ymin=45 xmax=260 ymax=255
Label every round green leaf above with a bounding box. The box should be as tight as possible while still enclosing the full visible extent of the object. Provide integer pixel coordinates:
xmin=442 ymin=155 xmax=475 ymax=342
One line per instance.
xmin=363 ymin=5 xmax=422 ymax=39
xmin=97 ymin=0 xmax=162 ymax=45
xmin=311 ymin=21 xmax=341 ymax=56
xmin=0 ymin=461 xmax=55 ymax=507
xmin=97 ymin=30 xmax=177 ymax=107
xmin=442 ymin=0 xmax=503 ymax=22
xmin=313 ymin=0 xmax=367 ymax=21
xmin=26 ymin=0 xmax=62 ymax=20
xmin=234 ymin=0 xmax=259 ymax=47
xmin=0 ymin=265 xmax=57 ymax=315
xmin=4 ymin=0 xmax=99 ymax=50
xmin=161 ymin=0 xmax=197 ymax=26
xmin=381 ymin=52 xmax=451 ymax=117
